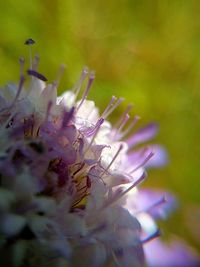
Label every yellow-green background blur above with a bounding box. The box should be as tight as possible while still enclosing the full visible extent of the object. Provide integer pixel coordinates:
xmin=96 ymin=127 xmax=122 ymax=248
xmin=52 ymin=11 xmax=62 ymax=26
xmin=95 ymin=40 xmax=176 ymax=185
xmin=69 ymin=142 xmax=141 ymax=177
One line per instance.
xmin=0 ymin=0 xmax=199 ymax=253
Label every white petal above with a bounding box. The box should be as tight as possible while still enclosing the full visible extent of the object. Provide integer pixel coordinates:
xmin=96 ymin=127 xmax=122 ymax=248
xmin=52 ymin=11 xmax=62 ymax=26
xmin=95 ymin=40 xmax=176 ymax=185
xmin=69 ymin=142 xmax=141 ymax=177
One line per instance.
xmin=0 ymin=213 xmax=26 ymax=236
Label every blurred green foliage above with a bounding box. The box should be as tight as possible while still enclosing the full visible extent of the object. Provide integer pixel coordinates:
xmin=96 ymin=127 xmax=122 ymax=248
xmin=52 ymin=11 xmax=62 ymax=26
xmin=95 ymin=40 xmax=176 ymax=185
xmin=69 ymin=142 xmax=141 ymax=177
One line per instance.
xmin=0 ymin=0 xmax=200 ymax=252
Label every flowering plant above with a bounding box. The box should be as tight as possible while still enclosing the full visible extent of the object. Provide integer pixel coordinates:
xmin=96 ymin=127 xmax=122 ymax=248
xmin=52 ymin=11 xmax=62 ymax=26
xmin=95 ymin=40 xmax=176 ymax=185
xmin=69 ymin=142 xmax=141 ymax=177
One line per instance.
xmin=0 ymin=41 xmax=199 ymax=267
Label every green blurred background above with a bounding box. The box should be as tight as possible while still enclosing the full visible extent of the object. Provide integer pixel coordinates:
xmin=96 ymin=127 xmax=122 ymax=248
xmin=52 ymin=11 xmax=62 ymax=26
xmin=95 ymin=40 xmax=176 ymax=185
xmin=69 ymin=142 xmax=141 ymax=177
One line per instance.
xmin=0 ymin=0 xmax=199 ymax=253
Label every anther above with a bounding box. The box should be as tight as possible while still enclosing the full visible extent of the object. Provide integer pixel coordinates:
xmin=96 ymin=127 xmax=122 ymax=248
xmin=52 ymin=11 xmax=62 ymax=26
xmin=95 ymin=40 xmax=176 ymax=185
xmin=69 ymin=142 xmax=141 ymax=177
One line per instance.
xmin=24 ymin=38 xmax=35 ymax=45
xmin=27 ymin=69 xmax=47 ymax=81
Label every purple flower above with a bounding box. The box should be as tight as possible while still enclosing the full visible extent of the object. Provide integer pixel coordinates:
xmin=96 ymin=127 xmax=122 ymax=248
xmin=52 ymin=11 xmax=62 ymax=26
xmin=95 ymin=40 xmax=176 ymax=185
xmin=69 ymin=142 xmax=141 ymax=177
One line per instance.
xmin=0 ymin=52 xmax=199 ymax=267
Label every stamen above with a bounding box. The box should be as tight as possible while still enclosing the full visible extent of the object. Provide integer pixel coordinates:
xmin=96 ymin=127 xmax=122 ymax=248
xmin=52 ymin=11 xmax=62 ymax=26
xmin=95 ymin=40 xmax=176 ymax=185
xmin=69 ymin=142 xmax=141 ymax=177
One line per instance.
xmin=100 ymin=144 xmax=123 ymax=177
xmin=112 ymin=113 xmax=130 ymax=140
xmin=119 ymin=172 xmax=146 ymax=197
xmin=71 ymin=192 xmax=89 ymax=209
xmin=141 ymin=228 xmax=161 ymax=244
xmin=73 ymin=66 xmax=89 ymax=99
xmin=129 ymin=151 xmax=154 ymax=174
xmin=136 ymin=196 xmax=166 ymax=215
xmin=24 ymin=38 xmax=35 ymax=69
xmin=83 ymin=118 xmax=104 ymax=155
xmin=102 ymin=172 xmax=146 ymax=209
xmin=44 ymin=101 xmax=53 ymax=122
xmin=121 ymin=115 xmax=140 ymax=138
xmin=113 ymin=104 xmax=133 ymax=129
xmin=54 ymin=64 xmax=66 ymax=87
xmin=61 ymin=107 xmax=75 ymax=129
xmin=101 ymin=96 xmax=117 ymax=118
xmin=84 ymin=117 xmax=104 ymax=137
xmin=10 ymin=75 xmax=25 ymax=107
xmin=2 ymin=72 xmax=25 ymax=127
xmin=76 ymin=71 xmax=95 ymax=111
xmin=73 ymin=162 xmax=85 ymax=177
xmin=146 ymin=196 xmax=166 ymax=213
xmin=102 ymin=97 xmax=124 ymax=119
xmin=19 ymin=57 xmax=25 ymax=77
xmin=32 ymin=54 xmax=40 ymax=71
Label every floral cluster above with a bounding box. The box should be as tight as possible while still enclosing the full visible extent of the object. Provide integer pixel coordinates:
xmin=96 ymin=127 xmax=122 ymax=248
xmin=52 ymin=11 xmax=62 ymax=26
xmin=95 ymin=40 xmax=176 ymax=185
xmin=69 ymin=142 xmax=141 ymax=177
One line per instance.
xmin=0 ymin=47 xmax=199 ymax=267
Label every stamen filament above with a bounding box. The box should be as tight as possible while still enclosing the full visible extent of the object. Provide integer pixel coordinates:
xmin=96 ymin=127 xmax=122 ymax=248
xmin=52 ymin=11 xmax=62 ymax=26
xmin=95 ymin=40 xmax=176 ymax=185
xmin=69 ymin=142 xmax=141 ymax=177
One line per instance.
xmin=73 ymin=66 xmax=89 ymax=99
xmin=121 ymin=115 xmax=140 ymax=138
xmin=24 ymin=38 xmax=35 ymax=69
xmin=101 ymin=144 xmax=123 ymax=177
xmin=103 ymin=97 xmax=124 ymax=119
xmin=19 ymin=57 xmax=25 ymax=76
xmin=32 ymin=54 xmax=40 ymax=71
xmin=112 ymin=113 xmax=130 ymax=140
xmin=102 ymin=172 xmax=146 ymax=209
xmin=76 ymin=71 xmax=95 ymax=111
xmin=10 ymin=75 xmax=25 ymax=107
xmin=135 ymin=196 xmax=166 ymax=215
xmin=83 ymin=118 xmax=104 ymax=155
xmin=54 ymin=64 xmax=66 ymax=87
xmin=101 ymin=96 xmax=117 ymax=118
xmin=146 ymin=196 xmax=166 ymax=213
xmin=129 ymin=151 xmax=154 ymax=174
xmin=44 ymin=101 xmax=53 ymax=122
xmin=113 ymin=104 xmax=133 ymax=129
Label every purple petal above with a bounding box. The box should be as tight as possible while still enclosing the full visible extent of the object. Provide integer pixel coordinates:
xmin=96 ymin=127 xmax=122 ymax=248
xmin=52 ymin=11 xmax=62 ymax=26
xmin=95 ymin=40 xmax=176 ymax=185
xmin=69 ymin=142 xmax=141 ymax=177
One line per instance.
xmin=61 ymin=107 xmax=75 ymax=129
xmin=127 ymin=123 xmax=158 ymax=148
xmin=144 ymin=238 xmax=200 ymax=267
xmin=63 ymin=125 xmax=77 ymax=143
xmin=60 ymin=144 xmax=77 ymax=165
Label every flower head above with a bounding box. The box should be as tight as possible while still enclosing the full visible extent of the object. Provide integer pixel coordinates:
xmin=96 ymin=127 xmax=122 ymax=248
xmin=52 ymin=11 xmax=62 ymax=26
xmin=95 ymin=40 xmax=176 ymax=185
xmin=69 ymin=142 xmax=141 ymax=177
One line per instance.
xmin=0 ymin=47 xmax=199 ymax=267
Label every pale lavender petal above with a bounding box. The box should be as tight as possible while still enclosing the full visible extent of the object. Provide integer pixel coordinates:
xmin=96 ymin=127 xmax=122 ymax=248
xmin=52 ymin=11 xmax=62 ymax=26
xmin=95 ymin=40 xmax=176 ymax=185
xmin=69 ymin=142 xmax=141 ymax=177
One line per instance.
xmin=137 ymin=189 xmax=177 ymax=220
xmin=145 ymin=145 xmax=168 ymax=168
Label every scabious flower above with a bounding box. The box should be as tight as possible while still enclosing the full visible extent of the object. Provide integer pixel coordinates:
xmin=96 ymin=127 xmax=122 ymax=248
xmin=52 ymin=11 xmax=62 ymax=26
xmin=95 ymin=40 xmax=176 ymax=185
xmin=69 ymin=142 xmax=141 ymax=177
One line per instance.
xmin=0 ymin=44 xmax=199 ymax=267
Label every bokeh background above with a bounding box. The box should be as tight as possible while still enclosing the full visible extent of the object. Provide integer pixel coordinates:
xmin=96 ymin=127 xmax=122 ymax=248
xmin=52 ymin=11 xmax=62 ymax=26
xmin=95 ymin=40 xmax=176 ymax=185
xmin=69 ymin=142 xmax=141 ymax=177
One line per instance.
xmin=0 ymin=0 xmax=199 ymax=253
